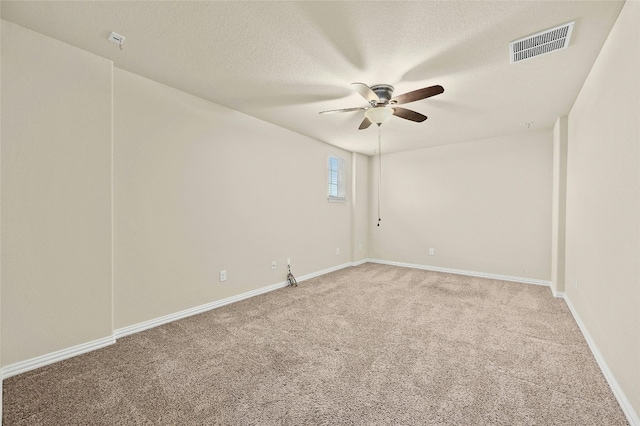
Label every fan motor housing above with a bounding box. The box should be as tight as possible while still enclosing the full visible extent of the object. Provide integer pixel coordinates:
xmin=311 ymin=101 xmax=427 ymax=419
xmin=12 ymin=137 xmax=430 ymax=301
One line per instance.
xmin=370 ymin=84 xmax=394 ymax=103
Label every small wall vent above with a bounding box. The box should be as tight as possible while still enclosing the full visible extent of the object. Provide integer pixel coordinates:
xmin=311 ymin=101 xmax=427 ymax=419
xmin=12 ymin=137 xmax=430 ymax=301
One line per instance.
xmin=510 ymin=22 xmax=574 ymax=64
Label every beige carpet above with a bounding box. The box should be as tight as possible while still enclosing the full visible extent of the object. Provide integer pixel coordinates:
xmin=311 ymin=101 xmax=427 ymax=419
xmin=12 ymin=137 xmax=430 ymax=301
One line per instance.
xmin=3 ymin=263 xmax=629 ymax=425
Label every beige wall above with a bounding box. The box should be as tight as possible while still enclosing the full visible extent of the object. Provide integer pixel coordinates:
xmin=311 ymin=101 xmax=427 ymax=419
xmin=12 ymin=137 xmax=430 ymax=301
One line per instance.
xmin=114 ymin=68 xmax=354 ymax=329
xmin=1 ymin=21 xmax=113 ymax=365
xmin=565 ymin=0 xmax=640 ymax=417
xmin=369 ymin=131 xmax=553 ymax=281
xmin=0 ymin=20 xmax=362 ymax=365
xmin=351 ymin=153 xmax=369 ymax=262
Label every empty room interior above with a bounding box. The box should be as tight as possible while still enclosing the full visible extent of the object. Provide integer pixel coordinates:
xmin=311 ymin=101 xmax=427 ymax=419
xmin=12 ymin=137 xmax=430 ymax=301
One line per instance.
xmin=1 ymin=1 xmax=639 ymax=424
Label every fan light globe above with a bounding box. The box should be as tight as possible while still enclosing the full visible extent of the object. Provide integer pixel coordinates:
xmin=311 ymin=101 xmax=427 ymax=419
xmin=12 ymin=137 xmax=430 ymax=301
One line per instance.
xmin=365 ymin=107 xmax=393 ymax=125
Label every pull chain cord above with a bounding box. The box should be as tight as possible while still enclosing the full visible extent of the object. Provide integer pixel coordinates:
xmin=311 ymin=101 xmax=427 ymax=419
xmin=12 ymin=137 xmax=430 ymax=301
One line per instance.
xmin=377 ymin=124 xmax=382 ymax=227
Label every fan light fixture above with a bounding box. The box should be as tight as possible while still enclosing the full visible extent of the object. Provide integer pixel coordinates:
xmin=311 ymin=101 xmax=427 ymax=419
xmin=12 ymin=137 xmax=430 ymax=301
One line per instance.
xmin=365 ymin=107 xmax=393 ymax=125
xmin=319 ymin=82 xmax=443 ymax=129
xmin=319 ymin=82 xmax=446 ymax=227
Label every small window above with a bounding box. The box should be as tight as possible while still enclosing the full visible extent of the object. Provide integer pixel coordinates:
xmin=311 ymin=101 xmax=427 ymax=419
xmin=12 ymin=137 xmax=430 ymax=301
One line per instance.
xmin=327 ymin=156 xmax=346 ymax=201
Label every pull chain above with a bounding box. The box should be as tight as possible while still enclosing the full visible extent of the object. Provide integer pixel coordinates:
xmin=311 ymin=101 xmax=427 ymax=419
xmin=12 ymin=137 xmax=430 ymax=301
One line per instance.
xmin=377 ymin=124 xmax=382 ymax=227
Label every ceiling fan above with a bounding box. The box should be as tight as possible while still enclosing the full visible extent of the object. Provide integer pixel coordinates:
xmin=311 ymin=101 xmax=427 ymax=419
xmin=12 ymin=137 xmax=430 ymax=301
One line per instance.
xmin=319 ymin=83 xmax=444 ymax=129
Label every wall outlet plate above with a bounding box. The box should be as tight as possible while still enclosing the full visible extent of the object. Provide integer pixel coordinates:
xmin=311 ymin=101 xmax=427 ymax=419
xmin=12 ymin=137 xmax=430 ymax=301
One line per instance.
xmin=219 ymin=270 xmax=227 ymax=282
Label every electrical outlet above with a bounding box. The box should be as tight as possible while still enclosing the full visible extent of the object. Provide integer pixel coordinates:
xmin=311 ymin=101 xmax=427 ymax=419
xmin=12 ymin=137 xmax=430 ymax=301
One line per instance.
xmin=336 ymin=248 xmax=340 ymax=255
xmin=429 ymin=248 xmax=435 ymax=256
xmin=272 ymin=261 xmax=277 ymax=270
xmin=219 ymin=270 xmax=227 ymax=282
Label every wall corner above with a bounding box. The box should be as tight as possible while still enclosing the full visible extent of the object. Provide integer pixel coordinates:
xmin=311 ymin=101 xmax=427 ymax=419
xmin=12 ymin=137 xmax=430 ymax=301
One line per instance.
xmin=551 ymin=115 xmax=568 ymax=294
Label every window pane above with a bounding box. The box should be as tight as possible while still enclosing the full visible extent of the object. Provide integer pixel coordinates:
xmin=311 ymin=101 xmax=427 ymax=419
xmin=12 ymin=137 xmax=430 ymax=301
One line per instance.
xmin=328 ymin=156 xmax=345 ymax=200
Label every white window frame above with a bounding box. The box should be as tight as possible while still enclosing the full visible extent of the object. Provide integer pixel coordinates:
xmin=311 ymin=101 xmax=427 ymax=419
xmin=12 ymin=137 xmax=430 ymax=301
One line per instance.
xmin=327 ymin=156 xmax=346 ymax=202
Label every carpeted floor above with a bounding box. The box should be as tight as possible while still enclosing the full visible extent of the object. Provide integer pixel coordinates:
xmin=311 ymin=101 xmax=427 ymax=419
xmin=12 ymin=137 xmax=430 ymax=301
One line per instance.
xmin=3 ymin=263 xmax=629 ymax=425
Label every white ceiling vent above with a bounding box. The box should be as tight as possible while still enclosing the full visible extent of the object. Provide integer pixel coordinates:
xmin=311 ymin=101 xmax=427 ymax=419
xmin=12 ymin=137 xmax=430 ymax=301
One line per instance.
xmin=510 ymin=22 xmax=574 ymax=64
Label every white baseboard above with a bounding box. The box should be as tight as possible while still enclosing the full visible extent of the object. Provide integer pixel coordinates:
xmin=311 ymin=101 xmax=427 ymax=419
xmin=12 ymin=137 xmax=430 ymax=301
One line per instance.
xmin=115 ymin=261 xmax=355 ymax=339
xmin=2 ymin=259 xmax=539 ymax=380
xmin=296 ymin=262 xmax=355 ymax=282
xmin=2 ymin=336 xmax=115 ymax=379
xmin=367 ymin=259 xmax=637 ymax=424
xmin=114 ymin=280 xmax=290 ymax=339
xmin=2 ymin=261 xmax=636 ymax=425
xmin=114 ymin=259 xmax=549 ymax=341
xmin=13 ymin=260 xmax=638 ymax=426
xmin=3 ymin=262 xmax=357 ymax=379
xmin=560 ymin=295 xmax=639 ymax=426
xmin=352 ymin=258 xmax=370 ymax=267
xmin=368 ymin=258 xmax=551 ymax=287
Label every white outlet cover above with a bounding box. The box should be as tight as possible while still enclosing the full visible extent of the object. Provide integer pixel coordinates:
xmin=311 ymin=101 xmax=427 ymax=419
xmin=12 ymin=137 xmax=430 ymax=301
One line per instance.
xmin=219 ymin=270 xmax=227 ymax=282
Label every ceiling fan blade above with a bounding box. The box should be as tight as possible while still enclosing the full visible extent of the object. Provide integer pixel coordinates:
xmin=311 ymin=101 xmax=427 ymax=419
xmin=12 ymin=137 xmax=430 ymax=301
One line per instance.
xmin=319 ymin=106 xmax=366 ymax=114
xmin=358 ymin=117 xmax=372 ymax=130
xmin=392 ymin=107 xmax=427 ymax=122
xmin=390 ymin=85 xmax=444 ymax=105
xmin=351 ymin=82 xmax=379 ymax=103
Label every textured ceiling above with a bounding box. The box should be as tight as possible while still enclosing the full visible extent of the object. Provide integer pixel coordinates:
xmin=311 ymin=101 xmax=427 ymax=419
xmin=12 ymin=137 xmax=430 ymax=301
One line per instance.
xmin=1 ymin=1 xmax=624 ymax=154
